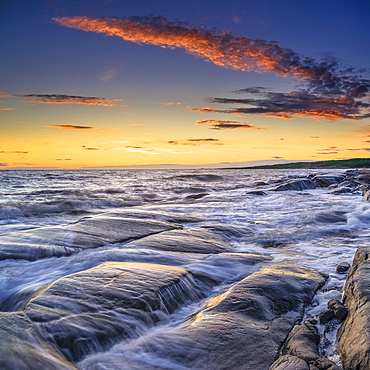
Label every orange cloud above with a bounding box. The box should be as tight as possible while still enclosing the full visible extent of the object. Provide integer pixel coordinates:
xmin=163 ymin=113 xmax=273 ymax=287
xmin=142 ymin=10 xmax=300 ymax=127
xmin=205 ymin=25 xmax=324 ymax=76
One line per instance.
xmin=0 ymin=107 xmax=14 ymax=111
xmin=52 ymin=16 xmax=318 ymax=79
xmin=53 ymin=15 xmax=370 ymax=120
xmin=46 ymin=125 xmax=95 ymax=130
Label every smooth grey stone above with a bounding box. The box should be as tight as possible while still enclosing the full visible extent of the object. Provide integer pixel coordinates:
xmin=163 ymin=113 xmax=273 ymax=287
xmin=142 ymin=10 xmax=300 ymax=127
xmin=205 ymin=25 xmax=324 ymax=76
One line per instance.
xmin=125 ymin=227 xmax=232 ymax=254
xmin=0 ymin=215 xmax=180 ymax=261
xmin=269 ymin=355 xmax=309 ymax=370
xmin=25 ymin=262 xmax=217 ymax=362
xmin=138 ymin=264 xmax=327 ymax=369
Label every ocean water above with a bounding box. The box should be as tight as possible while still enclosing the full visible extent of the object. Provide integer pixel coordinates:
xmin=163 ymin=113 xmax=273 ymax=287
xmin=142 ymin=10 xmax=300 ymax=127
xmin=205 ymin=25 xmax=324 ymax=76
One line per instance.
xmin=1 ymin=168 xmax=369 ymax=367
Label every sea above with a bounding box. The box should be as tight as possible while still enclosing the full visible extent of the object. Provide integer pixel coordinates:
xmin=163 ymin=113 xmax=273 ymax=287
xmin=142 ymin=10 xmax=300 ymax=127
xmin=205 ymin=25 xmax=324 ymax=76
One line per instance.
xmin=1 ymin=168 xmax=370 ymax=367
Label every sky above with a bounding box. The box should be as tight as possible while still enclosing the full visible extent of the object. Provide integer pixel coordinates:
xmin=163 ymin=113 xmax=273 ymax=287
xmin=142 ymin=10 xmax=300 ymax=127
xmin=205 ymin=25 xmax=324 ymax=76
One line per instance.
xmin=1 ymin=0 xmax=370 ymax=169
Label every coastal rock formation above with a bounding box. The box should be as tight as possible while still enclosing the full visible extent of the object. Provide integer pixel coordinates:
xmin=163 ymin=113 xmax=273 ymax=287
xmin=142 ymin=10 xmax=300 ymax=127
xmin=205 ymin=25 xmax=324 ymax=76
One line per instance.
xmin=337 ymin=246 xmax=370 ymax=369
xmin=124 ymin=227 xmax=232 ymax=254
xmin=274 ymin=179 xmax=316 ymax=191
xmin=0 ymin=313 xmax=77 ymax=370
xmin=0 ymin=214 xmax=181 ymax=261
xmin=125 ymin=264 xmax=327 ymax=369
xmin=24 ymin=262 xmax=218 ymax=363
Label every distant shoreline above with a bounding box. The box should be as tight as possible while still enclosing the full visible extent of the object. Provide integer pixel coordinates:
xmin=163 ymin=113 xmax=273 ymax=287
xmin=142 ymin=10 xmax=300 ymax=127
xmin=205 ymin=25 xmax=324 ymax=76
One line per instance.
xmin=224 ymin=158 xmax=370 ymax=170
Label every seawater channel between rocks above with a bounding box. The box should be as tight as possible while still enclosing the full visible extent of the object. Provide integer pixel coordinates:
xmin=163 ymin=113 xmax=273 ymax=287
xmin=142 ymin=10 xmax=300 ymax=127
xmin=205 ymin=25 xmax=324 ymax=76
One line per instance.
xmin=1 ymin=168 xmax=370 ymax=369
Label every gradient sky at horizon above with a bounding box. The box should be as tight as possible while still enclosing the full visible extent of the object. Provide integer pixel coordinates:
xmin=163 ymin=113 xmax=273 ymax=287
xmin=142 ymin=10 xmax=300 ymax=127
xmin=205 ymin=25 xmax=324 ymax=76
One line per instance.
xmin=1 ymin=0 xmax=369 ymax=169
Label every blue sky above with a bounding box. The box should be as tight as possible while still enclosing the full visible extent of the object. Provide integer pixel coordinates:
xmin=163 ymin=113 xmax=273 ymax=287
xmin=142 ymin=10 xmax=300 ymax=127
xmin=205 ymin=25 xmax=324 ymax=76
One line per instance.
xmin=1 ymin=0 xmax=369 ymax=169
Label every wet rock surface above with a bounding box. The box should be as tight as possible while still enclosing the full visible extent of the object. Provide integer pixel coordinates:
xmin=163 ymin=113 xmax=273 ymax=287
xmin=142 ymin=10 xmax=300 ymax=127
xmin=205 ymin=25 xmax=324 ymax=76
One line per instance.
xmin=124 ymin=227 xmax=232 ymax=254
xmin=3 ymin=169 xmax=370 ymax=369
xmin=337 ymin=246 xmax=370 ymax=369
xmin=24 ymin=262 xmax=218 ymax=362
xmin=126 ymin=265 xmax=327 ymax=369
xmin=0 ymin=215 xmax=180 ymax=261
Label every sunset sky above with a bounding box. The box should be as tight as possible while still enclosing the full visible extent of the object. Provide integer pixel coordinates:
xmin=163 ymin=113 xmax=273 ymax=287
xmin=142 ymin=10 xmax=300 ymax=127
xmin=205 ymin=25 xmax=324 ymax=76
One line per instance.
xmin=1 ymin=0 xmax=369 ymax=169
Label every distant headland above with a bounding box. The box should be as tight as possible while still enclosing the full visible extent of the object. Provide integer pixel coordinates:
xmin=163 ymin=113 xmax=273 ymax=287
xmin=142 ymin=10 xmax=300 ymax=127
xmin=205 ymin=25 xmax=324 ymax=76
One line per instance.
xmin=228 ymin=158 xmax=370 ymax=170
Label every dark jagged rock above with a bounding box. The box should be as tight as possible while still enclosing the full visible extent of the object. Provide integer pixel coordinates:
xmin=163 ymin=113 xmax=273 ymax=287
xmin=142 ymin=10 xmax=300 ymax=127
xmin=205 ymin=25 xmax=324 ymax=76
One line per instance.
xmin=269 ymin=355 xmax=309 ymax=370
xmin=336 ymin=261 xmax=350 ymax=274
xmin=0 ymin=215 xmax=180 ymax=261
xmin=318 ymin=300 xmax=347 ymax=325
xmin=24 ymin=262 xmax=218 ymax=362
xmin=318 ymin=309 xmax=335 ymax=324
xmin=125 ymin=227 xmax=232 ymax=254
xmin=312 ymin=175 xmax=345 ymax=187
xmin=274 ymin=179 xmax=316 ymax=191
xmin=337 ymin=246 xmax=370 ymax=369
xmin=284 ymin=320 xmax=320 ymax=363
xmin=328 ymin=300 xmax=348 ymax=321
xmin=0 ymin=313 xmax=77 ymax=370
xmin=136 ymin=264 xmax=327 ymax=369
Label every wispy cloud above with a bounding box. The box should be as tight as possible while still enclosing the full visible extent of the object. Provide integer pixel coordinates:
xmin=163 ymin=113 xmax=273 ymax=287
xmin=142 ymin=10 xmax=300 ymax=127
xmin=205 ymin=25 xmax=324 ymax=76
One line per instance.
xmin=0 ymin=107 xmax=14 ymax=111
xmin=1 ymin=92 xmax=122 ymax=107
xmin=156 ymin=101 xmax=182 ymax=106
xmin=196 ymin=119 xmax=263 ymax=130
xmin=55 ymin=158 xmax=72 ymax=161
xmin=187 ymin=138 xmax=219 ymax=142
xmin=168 ymin=138 xmax=223 ymax=146
xmin=82 ymin=146 xmax=99 ymax=150
xmin=46 ymin=124 xmax=95 ymax=130
xmin=0 ymin=151 xmax=28 ymax=154
xmin=53 ymin=15 xmax=370 ymax=120
xmin=197 ymin=87 xmax=370 ymax=120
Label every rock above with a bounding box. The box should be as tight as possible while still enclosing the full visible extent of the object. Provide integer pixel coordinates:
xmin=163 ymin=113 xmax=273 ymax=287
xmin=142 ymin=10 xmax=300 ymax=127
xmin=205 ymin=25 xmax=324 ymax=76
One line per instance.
xmin=201 ymin=223 xmax=253 ymax=238
xmin=24 ymin=262 xmax=218 ymax=362
xmin=0 ymin=313 xmax=77 ymax=370
xmin=131 ymin=264 xmax=327 ymax=369
xmin=337 ymin=246 xmax=370 ymax=369
xmin=284 ymin=320 xmax=320 ymax=362
xmin=336 ymin=261 xmax=350 ymax=274
xmin=269 ymin=355 xmax=309 ymax=370
xmin=205 ymin=252 xmax=273 ymax=266
xmin=125 ymin=227 xmax=232 ymax=254
xmin=0 ymin=215 xmax=181 ymax=261
xmin=309 ymin=358 xmax=342 ymax=370
xmin=318 ymin=309 xmax=334 ymax=324
xmin=312 ymin=175 xmax=345 ymax=187
xmin=330 ymin=187 xmax=354 ymax=195
xmin=254 ymin=181 xmax=269 ymax=186
xmin=246 ymin=190 xmax=268 ymax=195
xmin=101 ymin=209 xmax=202 ymax=223
xmin=363 ymin=187 xmax=370 ymax=202
xmin=184 ymin=193 xmax=209 ymax=200
xmin=327 ymin=299 xmax=348 ymax=321
xmin=315 ymin=211 xmax=347 ymax=224
xmin=357 ymin=174 xmax=370 ymax=185
xmin=274 ymin=179 xmax=316 ymax=191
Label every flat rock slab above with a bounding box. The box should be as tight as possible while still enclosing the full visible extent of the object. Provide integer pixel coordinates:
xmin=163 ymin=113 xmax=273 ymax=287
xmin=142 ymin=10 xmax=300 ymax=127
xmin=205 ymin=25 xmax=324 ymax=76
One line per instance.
xmin=0 ymin=312 xmax=77 ymax=370
xmin=24 ymin=262 xmax=218 ymax=362
xmin=0 ymin=215 xmax=180 ymax=261
xmin=129 ymin=264 xmax=327 ymax=369
xmin=337 ymin=246 xmax=370 ymax=369
xmin=125 ymin=227 xmax=232 ymax=254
